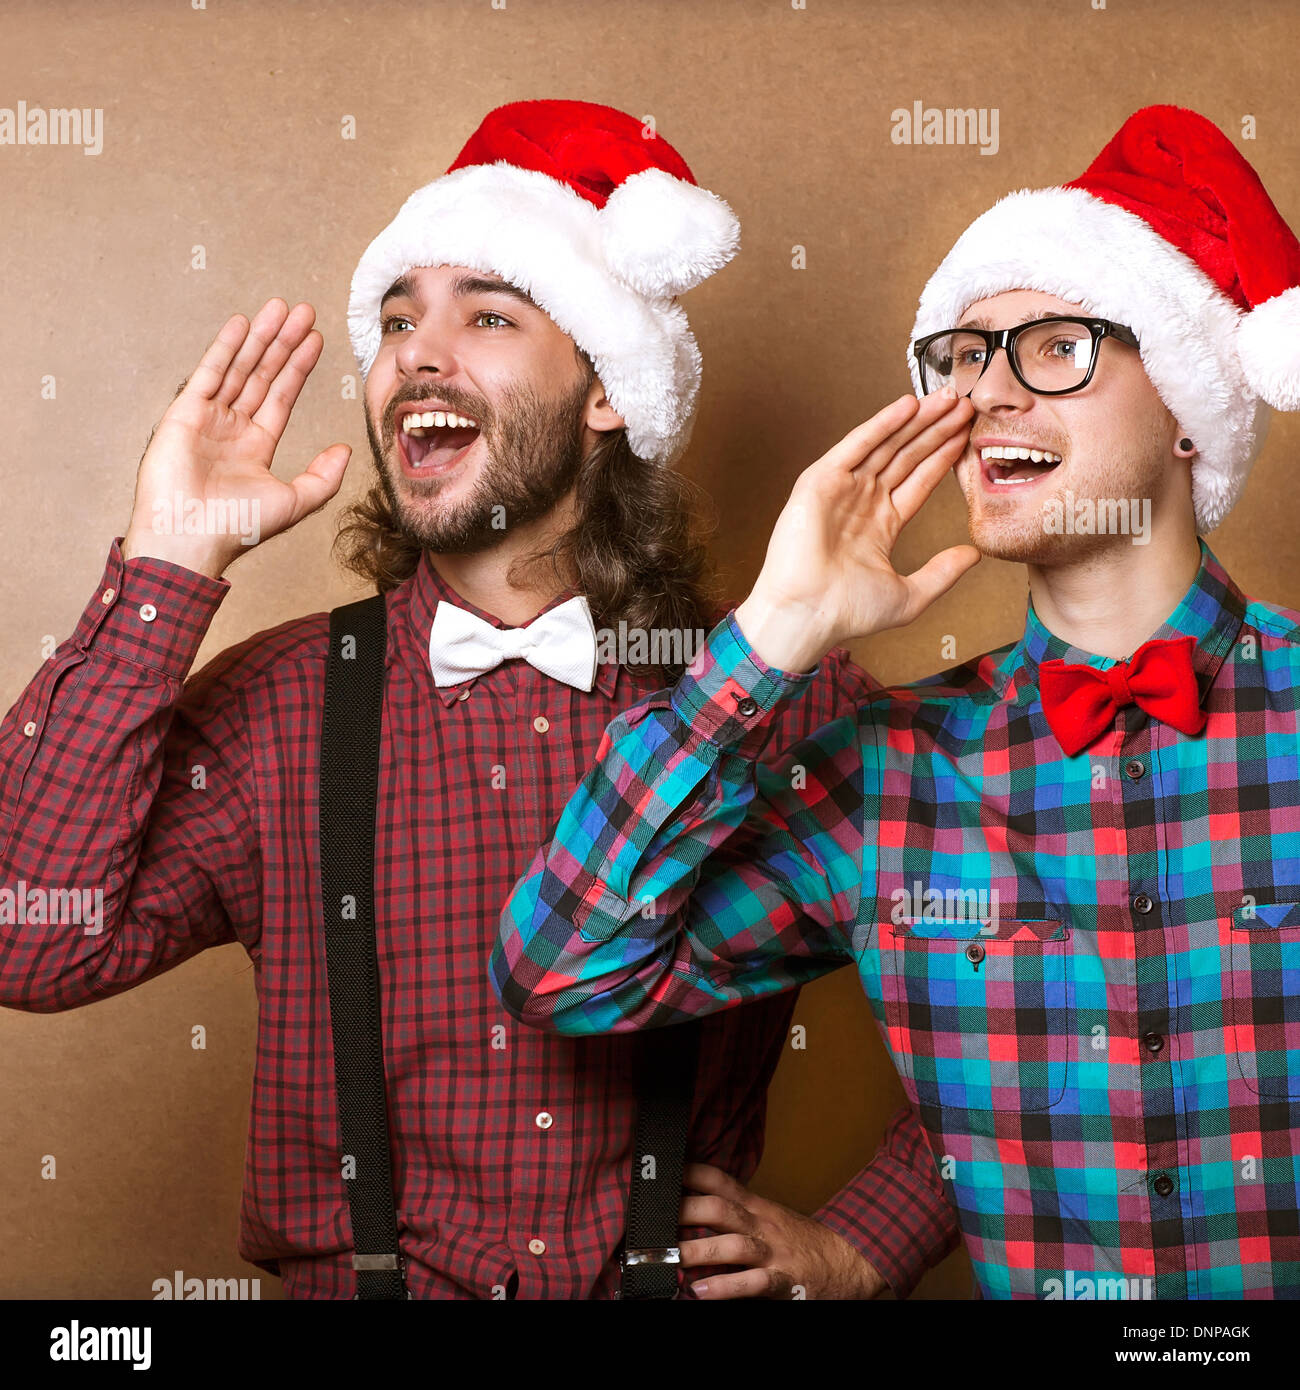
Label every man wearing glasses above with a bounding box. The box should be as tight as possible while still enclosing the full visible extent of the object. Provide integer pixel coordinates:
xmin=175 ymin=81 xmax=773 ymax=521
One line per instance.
xmin=493 ymin=106 xmax=1300 ymax=1299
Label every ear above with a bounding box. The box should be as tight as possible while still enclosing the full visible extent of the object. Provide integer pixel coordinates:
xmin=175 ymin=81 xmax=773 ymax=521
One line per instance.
xmin=582 ymin=378 xmax=625 ymax=434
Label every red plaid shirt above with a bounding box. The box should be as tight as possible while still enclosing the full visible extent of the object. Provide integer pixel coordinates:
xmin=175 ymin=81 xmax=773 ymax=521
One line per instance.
xmin=0 ymin=537 xmax=958 ymax=1298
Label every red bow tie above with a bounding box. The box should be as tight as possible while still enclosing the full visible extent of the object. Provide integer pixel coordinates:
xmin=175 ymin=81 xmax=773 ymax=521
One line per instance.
xmin=1039 ymin=635 xmax=1207 ymax=756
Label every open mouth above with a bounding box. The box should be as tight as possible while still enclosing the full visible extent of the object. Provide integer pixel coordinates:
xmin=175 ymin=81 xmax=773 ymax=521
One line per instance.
xmin=977 ymin=443 xmax=1063 ymax=489
xmin=397 ymin=405 xmax=483 ymax=473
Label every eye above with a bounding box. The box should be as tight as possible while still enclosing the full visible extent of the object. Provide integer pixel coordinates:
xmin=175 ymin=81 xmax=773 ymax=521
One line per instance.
xmin=1041 ymin=336 xmax=1083 ymax=360
xmin=945 ymin=333 xmax=988 ymax=370
xmin=474 ymin=311 xmax=513 ymax=329
xmin=381 ymin=314 xmax=414 ymax=334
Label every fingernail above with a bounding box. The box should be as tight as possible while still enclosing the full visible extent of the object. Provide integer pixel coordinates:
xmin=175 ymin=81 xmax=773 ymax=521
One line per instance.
xmin=940 ymin=386 xmax=957 ymax=400
xmin=692 ymin=1282 xmax=708 ymax=1296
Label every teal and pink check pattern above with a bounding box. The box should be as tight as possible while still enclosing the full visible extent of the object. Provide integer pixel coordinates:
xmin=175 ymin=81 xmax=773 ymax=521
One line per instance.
xmin=494 ymin=540 xmax=1300 ymax=1299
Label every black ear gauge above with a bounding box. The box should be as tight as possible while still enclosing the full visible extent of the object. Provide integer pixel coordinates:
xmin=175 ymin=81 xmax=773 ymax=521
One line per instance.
xmin=1179 ymin=437 xmax=1195 ymax=453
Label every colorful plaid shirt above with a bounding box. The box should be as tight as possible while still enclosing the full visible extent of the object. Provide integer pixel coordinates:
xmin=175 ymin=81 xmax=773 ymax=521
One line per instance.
xmin=495 ymin=539 xmax=1300 ymax=1300
xmin=0 ymin=537 xmax=954 ymax=1298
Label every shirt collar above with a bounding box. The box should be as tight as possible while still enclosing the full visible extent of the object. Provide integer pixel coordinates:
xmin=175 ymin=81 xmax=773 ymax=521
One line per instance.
xmin=1000 ymin=538 xmax=1247 ymax=703
xmin=405 ymin=549 xmax=621 ymax=706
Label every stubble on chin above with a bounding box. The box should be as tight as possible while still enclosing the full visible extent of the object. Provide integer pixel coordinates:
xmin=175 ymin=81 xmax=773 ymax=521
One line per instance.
xmin=362 ymin=376 xmax=589 ymax=556
xmin=959 ymin=438 xmax=1167 ymax=567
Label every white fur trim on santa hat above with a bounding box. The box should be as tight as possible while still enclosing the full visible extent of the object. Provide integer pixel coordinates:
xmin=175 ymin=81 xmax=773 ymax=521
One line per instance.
xmin=909 ymin=185 xmax=1271 ymax=532
xmin=348 ymin=161 xmax=735 ymax=465
xmin=1238 ymin=285 xmax=1300 ymax=412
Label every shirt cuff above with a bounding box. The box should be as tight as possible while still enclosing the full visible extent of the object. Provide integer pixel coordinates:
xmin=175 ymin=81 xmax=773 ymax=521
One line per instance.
xmin=811 ymin=1154 xmax=962 ymax=1300
xmin=71 ymin=537 xmax=231 ymax=678
xmin=670 ymin=610 xmax=818 ymax=759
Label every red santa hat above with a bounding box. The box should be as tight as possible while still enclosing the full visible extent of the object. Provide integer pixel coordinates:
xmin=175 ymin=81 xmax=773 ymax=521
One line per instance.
xmin=909 ymin=105 xmax=1300 ymax=531
xmin=348 ymin=99 xmax=740 ymax=466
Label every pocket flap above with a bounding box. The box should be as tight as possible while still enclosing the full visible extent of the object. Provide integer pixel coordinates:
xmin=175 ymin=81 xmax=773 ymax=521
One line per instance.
xmin=890 ymin=916 xmax=1066 ymax=942
xmin=1232 ymin=901 xmax=1300 ymax=930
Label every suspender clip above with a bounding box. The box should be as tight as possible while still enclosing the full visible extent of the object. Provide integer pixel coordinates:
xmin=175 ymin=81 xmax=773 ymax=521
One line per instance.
xmin=620 ymin=1245 xmax=681 ymax=1268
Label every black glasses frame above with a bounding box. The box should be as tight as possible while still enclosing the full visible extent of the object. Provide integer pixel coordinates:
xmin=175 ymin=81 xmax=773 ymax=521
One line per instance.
xmin=912 ymin=316 xmax=1140 ymax=397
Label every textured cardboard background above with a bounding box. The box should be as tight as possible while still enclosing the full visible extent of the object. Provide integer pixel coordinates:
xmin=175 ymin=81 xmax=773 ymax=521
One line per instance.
xmin=1 ymin=0 xmax=1296 ymax=1300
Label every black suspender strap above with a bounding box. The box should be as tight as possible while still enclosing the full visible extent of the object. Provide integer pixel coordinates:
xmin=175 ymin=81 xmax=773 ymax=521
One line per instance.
xmin=320 ymin=593 xmax=408 ymax=1300
xmin=620 ymin=1020 xmax=702 ymax=1300
xmin=320 ymin=590 xmax=700 ymax=1302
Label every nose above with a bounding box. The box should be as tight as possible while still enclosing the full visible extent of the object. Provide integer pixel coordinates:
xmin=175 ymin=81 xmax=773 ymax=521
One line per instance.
xmin=393 ymin=311 xmax=459 ymax=382
xmin=967 ymin=342 xmax=1036 ymax=414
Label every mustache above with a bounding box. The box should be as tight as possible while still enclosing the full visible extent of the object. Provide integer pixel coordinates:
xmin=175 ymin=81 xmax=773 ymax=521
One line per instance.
xmin=968 ymin=417 xmax=1067 ymax=452
xmin=380 ymin=384 xmax=493 ymax=440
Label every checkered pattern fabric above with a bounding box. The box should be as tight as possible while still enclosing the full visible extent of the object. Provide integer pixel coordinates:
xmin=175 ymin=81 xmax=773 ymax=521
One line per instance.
xmin=496 ymin=540 xmax=1300 ymax=1299
xmin=0 ymin=538 xmax=955 ymax=1297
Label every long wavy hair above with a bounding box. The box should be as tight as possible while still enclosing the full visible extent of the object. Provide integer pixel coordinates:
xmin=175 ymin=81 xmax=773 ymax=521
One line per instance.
xmin=332 ymin=401 xmax=721 ymax=686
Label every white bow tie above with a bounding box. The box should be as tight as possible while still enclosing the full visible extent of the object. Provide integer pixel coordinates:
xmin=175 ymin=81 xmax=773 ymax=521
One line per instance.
xmin=428 ymin=595 xmax=598 ymax=691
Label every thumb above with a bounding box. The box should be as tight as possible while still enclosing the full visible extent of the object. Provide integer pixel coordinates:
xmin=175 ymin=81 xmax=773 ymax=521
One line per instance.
xmin=290 ymin=443 xmax=352 ymax=522
xmin=898 ymin=544 xmax=981 ymax=625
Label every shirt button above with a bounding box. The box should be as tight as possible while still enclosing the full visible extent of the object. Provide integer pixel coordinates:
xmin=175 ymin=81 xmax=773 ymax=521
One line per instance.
xmin=1152 ymin=1173 xmax=1175 ymax=1198
xmin=1125 ymin=759 xmax=1145 ymax=780
xmin=23 ymin=721 xmax=37 ymax=737
xmin=532 ymin=716 xmax=550 ymax=734
xmin=527 ymin=1238 xmax=546 ymax=1256
xmin=1132 ymin=893 xmax=1154 ymax=915
xmin=100 ymin=588 xmax=115 ymax=605
xmin=534 ymin=1111 xmax=553 ymax=1129
xmin=139 ymin=603 xmax=157 ymax=623
xmin=456 ymin=688 xmax=470 ymax=702
xmin=965 ymin=942 xmax=985 ymax=965
xmin=735 ymin=697 xmax=758 ymax=718
xmin=1142 ymin=1032 xmax=1164 ymax=1054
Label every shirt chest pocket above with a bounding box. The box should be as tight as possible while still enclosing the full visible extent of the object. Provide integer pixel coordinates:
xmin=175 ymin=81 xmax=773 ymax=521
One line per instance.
xmin=879 ymin=917 xmax=1072 ymax=1114
xmin=1226 ymin=902 xmax=1300 ymax=1101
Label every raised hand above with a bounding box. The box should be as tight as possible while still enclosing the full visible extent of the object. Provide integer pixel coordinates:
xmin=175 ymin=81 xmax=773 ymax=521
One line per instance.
xmin=121 ymin=298 xmax=352 ymax=579
xmin=734 ymin=389 xmax=978 ymax=672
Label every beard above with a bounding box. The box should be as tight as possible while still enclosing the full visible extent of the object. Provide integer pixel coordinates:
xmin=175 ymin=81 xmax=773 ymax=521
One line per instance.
xmin=957 ymin=412 xmax=1171 ymax=565
xmin=363 ymin=373 xmax=590 ymax=555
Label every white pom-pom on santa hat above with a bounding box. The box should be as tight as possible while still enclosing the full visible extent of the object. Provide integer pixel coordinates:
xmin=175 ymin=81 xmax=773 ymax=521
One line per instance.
xmin=1238 ymin=285 xmax=1300 ymax=412
xmin=601 ymin=167 xmax=740 ymax=298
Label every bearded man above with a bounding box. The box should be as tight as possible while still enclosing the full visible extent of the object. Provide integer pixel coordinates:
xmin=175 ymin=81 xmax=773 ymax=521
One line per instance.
xmin=1 ymin=100 xmax=959 ymax=1299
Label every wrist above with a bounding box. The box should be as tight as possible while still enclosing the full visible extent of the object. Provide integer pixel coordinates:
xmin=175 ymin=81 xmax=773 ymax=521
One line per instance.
xmin=121 ymin=528 xmax=231 ymax=581
xmin=825 ymin=1229 xmax=887 ymax=1299
xmin=850 ymin=1253 xmax=888 ymax=1299
xmin=734 ymin=591 xmax=834 ymax=675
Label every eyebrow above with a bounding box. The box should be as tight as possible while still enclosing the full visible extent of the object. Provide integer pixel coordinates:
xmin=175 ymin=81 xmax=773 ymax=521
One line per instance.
xmin=956 ymin=310 xmax=1082 ymax=330
xmin=379 ymin=271 xmax=539 ymax=311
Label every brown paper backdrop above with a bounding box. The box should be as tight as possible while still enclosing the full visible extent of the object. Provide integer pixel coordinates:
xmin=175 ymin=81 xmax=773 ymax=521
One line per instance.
xmin=2 ymin=0 xmax=1297 ymax=1300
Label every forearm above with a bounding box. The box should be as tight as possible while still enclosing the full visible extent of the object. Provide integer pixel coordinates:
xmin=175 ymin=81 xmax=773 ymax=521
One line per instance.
xmin=0 ymin=538 xmax=234 ymax=1009
xmin=493 ymin=612 xmax=866 ymax=1033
